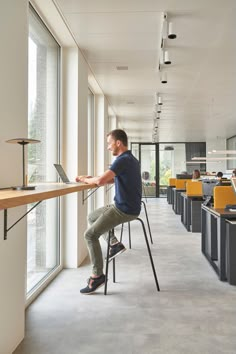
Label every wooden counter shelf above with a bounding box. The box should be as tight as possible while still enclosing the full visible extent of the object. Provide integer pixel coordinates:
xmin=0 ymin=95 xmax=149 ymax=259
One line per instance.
xmin=0 ymin=183 xmax=97 ymax=240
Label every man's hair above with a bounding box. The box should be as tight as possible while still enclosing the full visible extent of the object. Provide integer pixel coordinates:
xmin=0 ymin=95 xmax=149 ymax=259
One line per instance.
xmin=216 ymin=171 xmax=223 ymax=178
xmin=107 ymin=129 xmax=128 ymax=146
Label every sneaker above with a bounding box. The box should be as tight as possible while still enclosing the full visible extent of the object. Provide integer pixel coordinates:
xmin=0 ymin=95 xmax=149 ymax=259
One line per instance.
xmin=109 ymin=242 xmax=126 ymax=261
xmin=80 ymin=274 xmax=105 ymax=295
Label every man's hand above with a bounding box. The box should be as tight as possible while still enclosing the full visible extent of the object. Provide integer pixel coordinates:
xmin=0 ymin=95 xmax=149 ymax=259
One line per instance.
xmin=75 ymin=170 xmax=115 ymax=186
xmin=76 ymin=175 xmax=92 ymax=183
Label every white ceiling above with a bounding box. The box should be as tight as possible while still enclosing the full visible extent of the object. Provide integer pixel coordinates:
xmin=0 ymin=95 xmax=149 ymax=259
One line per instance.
xmin=55 ymin=0 xmax=236 ymax=142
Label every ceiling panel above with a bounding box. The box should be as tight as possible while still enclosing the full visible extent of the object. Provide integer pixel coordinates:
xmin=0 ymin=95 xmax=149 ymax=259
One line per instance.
xmin=55 ymin=0 xmax=236 ymax=142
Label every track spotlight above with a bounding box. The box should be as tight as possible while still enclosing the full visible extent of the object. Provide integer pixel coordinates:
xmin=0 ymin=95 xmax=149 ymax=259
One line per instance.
xmin=154 ymin=111 xmax=160 ymax=119
xmin=156 ymin=93 xmax=163 ymax=105
xmin=154 ymin=104 xmax=161 ymax=113
xmin=164 ymin=50 xmax=171 ymax=65
xmin=168 ymin=22 xmax=177 ymax=39
xmin=161 ymin=72 xmax=167 ymax=84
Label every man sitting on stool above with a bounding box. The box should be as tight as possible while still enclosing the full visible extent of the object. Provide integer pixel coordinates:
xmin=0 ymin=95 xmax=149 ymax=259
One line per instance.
xmin=76 ymin=129 xmax=142 ymax=294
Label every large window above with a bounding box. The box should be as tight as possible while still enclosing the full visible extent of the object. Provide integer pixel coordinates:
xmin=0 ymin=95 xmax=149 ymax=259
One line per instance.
xmin=27 ymin=7 xmax=60 ymax=294
xmin=88 ymin=88 xmax=95 ymax=177
xmin=87 ymin=88 xmax=95 ymax=212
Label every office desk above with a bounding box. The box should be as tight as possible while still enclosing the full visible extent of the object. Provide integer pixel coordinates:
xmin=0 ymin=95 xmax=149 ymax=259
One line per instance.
xmin=201 ymin=205 xmax=236 ymax=282
xmin=172 ymin=188 xmax=186 ymax=215
xmin=181 ymin=193 xmax=203 ymax=232
xmin=225 ymin=220 xmax=236 ymax=285
xmin=0 ymin=183 xmax=96 ymax=239
xmin=167 ymin=185 xmax=175 ymax=204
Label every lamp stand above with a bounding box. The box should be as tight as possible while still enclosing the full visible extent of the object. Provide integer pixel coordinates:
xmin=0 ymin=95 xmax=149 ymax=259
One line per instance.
xmin=6 ymin=138 xmax=41 ymax=190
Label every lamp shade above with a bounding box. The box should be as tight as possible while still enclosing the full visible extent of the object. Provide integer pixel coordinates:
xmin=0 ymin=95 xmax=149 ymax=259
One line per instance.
xmin=6 ymin=138 xmax=40 ymax=144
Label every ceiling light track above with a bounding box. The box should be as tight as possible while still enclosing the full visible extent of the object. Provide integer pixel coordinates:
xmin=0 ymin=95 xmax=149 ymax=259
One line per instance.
xmin=152 ymin=12 xmax=177 ymax=137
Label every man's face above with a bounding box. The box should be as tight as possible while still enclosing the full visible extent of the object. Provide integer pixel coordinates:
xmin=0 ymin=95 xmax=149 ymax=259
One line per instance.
xmin=107 ymin=135 xmax=119 ymax=156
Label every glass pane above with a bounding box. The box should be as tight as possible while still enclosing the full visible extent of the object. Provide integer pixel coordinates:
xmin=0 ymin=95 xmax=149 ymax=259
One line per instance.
xmin=159 ymin=144 xmax=186 ymax=178
xmin=87 ymin=88 xmax=95 ymax=212
xmin=88 ymin=88 xmax=94 ymax=177
xmin=159 ymin=144 xmax=186 ymax=196
xmin=227 ymin=136 xmax=236 ymax=170
xmin=159 ymin=146 xmax=172 ymax=197
xmin=131 ymin=143 xmax=139 ymax=160
xmin=27 ymin=199 xmax=59 ymax=292
xmin=27 ymin=7 xmax=60 ymax=294
xmin=141 ymin=145 xmax=156 ymax=197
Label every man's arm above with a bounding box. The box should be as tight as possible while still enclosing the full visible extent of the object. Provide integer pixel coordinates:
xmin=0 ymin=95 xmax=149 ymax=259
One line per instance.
xmin=76 ymin=169 xmax=115 ymax=186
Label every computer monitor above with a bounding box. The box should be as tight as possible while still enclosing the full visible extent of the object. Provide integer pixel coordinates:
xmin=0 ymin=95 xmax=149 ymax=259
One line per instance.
xmin=176 ymin=174 xmax=192 ymax=179
xmin=217 ymin=180 xmax=232 ymax=186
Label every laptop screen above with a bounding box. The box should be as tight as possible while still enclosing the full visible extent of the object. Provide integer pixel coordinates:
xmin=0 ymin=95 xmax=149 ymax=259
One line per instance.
xmin=54 ymin=164 xmax=70 ymax=183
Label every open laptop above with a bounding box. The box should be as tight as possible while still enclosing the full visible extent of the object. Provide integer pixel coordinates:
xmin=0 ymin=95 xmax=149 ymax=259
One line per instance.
xmin=54 ymin=164 xmax=79 ymax=184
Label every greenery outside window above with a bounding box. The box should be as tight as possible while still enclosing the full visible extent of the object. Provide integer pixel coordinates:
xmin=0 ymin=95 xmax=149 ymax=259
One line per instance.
xmin=27 ymin=6 xmax=60 ymax=294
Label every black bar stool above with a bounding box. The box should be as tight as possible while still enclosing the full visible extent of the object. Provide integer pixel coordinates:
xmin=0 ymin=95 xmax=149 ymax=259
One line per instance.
xmin=104 ymin=218 xmax=160 ymax=295
xmin=120 ymin=200 xmax=153 ymax=248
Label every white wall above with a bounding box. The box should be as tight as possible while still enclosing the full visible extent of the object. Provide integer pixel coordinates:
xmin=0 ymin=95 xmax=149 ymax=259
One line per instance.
xmin=77 ymin=50 xmax=90 ymax=265
xmin=61 ymin=46 xmax=79 ymax=268
xmin=107 ymin=115 xmax=117 ymax=203
xmin=61 ymin=47 xmax=91 ymax=267
xmin=94 ymin=95 xmax=110 ymax=208
xmin=206 ymin=138 xmax=226 ymax=174
xmin=0 ymin=1 xmax=28 ymax=353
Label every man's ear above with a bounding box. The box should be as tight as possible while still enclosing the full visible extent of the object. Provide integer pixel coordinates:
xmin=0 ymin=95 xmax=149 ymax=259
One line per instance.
xmin=116 ymin=139 xmax=121 ymax=147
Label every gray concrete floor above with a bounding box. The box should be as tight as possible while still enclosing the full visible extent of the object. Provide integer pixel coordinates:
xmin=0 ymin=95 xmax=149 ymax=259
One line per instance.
xmin=14 ymin=199 xmax=236 ymax=354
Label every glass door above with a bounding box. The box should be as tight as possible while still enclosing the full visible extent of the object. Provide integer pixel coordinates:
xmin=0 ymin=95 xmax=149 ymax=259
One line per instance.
xmin=140 ymin=144 xmax=159 ymax=197
xmin=159 ymin=144 xmax=186 ymax=197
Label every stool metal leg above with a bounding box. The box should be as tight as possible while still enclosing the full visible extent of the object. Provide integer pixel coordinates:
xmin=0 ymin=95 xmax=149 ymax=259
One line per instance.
xmin=120 ymin=222 xmax=132 ymax=249
xmin=104 ymin=229 xmax=112 ymax=295
xmin=120 ymin=223 xmax=124 ymax=243
xmin=137 ymin=217 xmax=160 ymax=291
xmin=141 ymin=200 xmax=153 ymax=244
xmin=113 ymin=258 xmax=116 ymax=283
xmin=128 ymin=222 xmax=131 ymax=249
xmin=105 ymin=229 xmax=116 ymax=295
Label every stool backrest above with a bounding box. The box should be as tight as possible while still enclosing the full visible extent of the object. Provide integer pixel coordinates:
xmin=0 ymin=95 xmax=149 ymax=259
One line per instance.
xmin=214 ymin=186 xmax=236 ymax=208
xmin=186 ymin=181 xmax=203 ymax=196
xmin=168 ymin=178 xmax=176 ymax=186
xmin=175 ymin=179 xmax=188 ymax=189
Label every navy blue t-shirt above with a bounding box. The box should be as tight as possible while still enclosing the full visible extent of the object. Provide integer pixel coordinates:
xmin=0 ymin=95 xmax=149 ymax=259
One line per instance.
xmin=109 ymin=150 xmax=142 ymax=215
